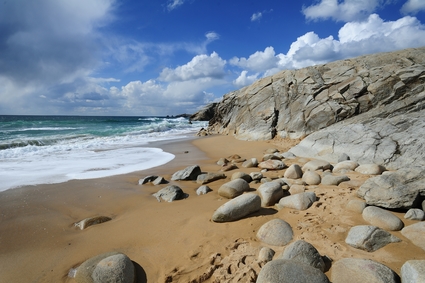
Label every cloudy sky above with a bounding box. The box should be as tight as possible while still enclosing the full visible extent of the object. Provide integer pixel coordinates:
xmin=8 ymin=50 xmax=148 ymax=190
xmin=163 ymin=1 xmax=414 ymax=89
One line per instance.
xmin=1 ymin=0 xmax=425 ymax=116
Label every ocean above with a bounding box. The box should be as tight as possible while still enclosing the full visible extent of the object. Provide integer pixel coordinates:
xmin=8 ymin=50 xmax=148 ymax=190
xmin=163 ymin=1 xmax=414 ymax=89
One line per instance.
xmin=0 ymin=115 xmax=207 ymax=192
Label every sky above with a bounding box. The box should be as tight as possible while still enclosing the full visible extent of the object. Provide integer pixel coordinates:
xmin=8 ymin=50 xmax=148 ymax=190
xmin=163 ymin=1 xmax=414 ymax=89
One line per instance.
xmin=1 ymin=0 xmax=425 ymax=116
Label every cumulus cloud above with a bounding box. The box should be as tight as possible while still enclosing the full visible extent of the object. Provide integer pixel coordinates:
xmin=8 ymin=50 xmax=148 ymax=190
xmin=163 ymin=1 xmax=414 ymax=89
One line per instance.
xmin=302 ymin=0 xmax=385 ymax=22
xmin=251 ymin=12 xmax=263 ymax=22
xmin=167 ymin=0 xmax=185 ymax=11
xmin=233 ymin=71 xmax=260 ymax=88
xmin=230 ymin=47 xmax=279 ymax=72
xmin=401 ymin=0 xmax=425 ymax=14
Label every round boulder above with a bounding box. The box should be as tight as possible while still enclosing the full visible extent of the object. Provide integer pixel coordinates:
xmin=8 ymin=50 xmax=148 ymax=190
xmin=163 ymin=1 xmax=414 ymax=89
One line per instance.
xmin=218 ymin=179 xmax=250 ymax=199
xmin=284 ymin=164 xmax=303 ymax=179
xmin=257 ymin=219 xmax=293 ymax=246
xmin=278 ymin=240 xmax=325 ymax=272
xmin=258 ymin=181 xmax=284 ymax=206
xmin=258 ymin=160 xmax=286 ymax=170
xmin=302 ymin=171 xmax=321 ymax=185
xmin=212 ymin=193 xmax=261 ymax=222
xmin=362 ymin=206 xmax=404 ymax=231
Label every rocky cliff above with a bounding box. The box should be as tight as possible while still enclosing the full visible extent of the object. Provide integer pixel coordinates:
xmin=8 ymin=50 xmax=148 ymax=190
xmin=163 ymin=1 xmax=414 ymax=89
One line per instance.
xmin=204 ymin=47 xmax=425 ymax=169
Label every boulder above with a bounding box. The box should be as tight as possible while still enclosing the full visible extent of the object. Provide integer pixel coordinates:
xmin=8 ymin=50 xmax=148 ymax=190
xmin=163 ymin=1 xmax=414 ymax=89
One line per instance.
xmin=281 ymin=152 xmax=296 ymax=159
xmin=258 ymin=160 xmax=286 ymax=170
xmin=171 ymin=165 xmax=202 ymax=181
xmin=256 ymin=259 xmax=330 ymax=283
xmin=357 ymin=167 xmax=425 ymax=209
xmin=278 ymin=192 xmax=316 ymax=211
xmin=338 ymin=153 xmax=350 ymax=162
xmin=262 ymin=154 xmax=282 ymax=161
xmin=217 ymin=157 xmax=229 ymax=166
xmin=256 ymin=219 xmax=293 ymax=246
xmin=258 ymin=247 xmax=275 ymax=263
xmin=231 ymin=172 xmax=252 ymax=183
xmin=196 ymin=185 xmax=212 ymax=195
xmin=74 ymin=216 xmax=112 ymax=230
xmin=404 ymin=208 xmax=425 ymax=220
xmin=212 ymin=193 xmax=261 ymax=222
xmin=302 ymin=171 xmax=321 ymax=185
xmin=258 ymin=181 xmax=284 ymax=206
xmin=218 ymin=179 xmax=250 ymax=199
xmin=355 ymin=164 xmax=386 ymax=175
xmin=242 ymin=158 xmax=258 ymax=168
xmin=227 ymin=154 xmax=245 ymax=163
xmin=401 ymin=222 xmax=425 ymax=251
xmin=345 ymin=225 xmax=401 ymax=252
xmin=74 ymin=252 xmax=135 ymax=283
xmin=152 ymin=176 xmax=168 ymax=185
xmin=321 ymin=174 xmax=350 ymax=186
xmin=346 ymin=199 xmax=367 ymax=214
xmin=250 ymin=172 xmax=263 ymax=181
xmin=288 ymin=184 xmax=306 ymax=195
xmin=331 ymin=258 xmax=399 ymax=283
xmin=362 ymin=206 xmax=404 ymax=231
xmin=196 ymin=172 xmax=226 ymax=184
xmin=221 ymin=163 xmax=238 ymax=172
xmin=284 ymin=164 xmax=303 ymax=179
xmin=278 ymin=240 xmax=325 ymax=272
xmin=153 ymin=185 xmax=187 ymax=202
xmin=332 ymin=160 xmax=359 ymax=173
xmin=302 ymin=160 xmax=331 ymax=172
xmin=138 ymin=175 xmax=158 ymax=185
xmin=401 ymin=260 xmax=425 ymax=283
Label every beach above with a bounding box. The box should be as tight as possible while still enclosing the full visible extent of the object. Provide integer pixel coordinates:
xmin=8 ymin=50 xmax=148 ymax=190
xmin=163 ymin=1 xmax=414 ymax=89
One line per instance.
xmin=0 ymin=134 xmax=424 ymax=283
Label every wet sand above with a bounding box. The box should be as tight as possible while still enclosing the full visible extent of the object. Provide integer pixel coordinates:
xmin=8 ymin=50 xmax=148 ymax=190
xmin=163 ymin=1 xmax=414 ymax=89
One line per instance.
xmin=0 ymin=134 xmax=423 ymax=283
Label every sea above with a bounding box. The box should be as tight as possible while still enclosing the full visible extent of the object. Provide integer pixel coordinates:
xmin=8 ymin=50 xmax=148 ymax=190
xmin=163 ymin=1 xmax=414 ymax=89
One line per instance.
xmin=0 ymin=115 xmax=207 ymax=192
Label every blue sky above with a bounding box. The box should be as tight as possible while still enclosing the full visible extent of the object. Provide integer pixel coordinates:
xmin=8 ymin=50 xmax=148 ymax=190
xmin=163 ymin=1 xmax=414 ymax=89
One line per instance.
xmin=1 ymin=0 xmax=425 ymax=116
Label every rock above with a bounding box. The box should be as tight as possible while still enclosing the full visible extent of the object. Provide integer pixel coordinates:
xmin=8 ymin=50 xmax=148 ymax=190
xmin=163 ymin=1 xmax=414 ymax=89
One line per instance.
xmin=212 ymin=193 xmax=261 ymax=222
xmin=258 ymin=181 xmax=284 ymax=206
xmin=216 ymin=158 xmax=229 ymax=166
xmin=250 ymin=172 xmax=263 ymax=181
xmin=288 ymin=184 xmax=305 ymax=195
xmin=256 ymin=259 xmax=330 ymax=283
xmin=404 ymin=208 xmax=425 ymax=220
xmin=278 ymin=240 xmax=325 ymax=272
xmin=153 ymin=185 xmax=187 ymax=202
xmin=357 ymin=167 xmax=425 ymax=209
xmin=266 ymin=148 xmax=279 ymax=154
xmin=281 ymin=152 xmax=296 ymax=159
xmin=345 ymin=225 xmax=401 ymax=252
xmin=227 ymin=154 xmax=245 ymax=163
xmin=196 ymin=185 xmax=212 ymax=195
xmin=231 ymin=172 xmax=252 ymax=183
xmin=331 ymin=258 xmax=400 ymax=283
xmin=190 ymin=102 xmax=217 ymax=121
xmin=138 ymin=175 xmax=158 ymax=185
xmin=401 ymin=222 xmax=425 ymax=251
xmin=262 ymin=154 xmax=282 ymax=161
xmin=152 ymin=176 xmax=168 ymax=185
xmin=221 ymin=163 xmax=238 ymax=172
xmin=302 ymin=160 xmax=331 ymax=172
xmin=338 ymin=153 xmax=350 ymax=162
xmin=302 ymin=171 xmax=321 ymax=185
xmin=242 ymin=158 xmax=258 ymax=168
xmin=171 ymin=165 xmax=202 ymax=181
xmin=196 ymin=172 xmax=226 ymax=184
xmin=258 ymin=160 xmax=286 ymax=170
xmin=74 ymin=216 xmax=112 ymax=230
xmin=401 ymin=260 xmax=425 ymax=283
xmin=74 ymin=252 xmax=135 ymax=283
xmin=218 ymin=179 xmax=250 ymax=199
xmin=332 ymin=161 xmax=359 ymax=173
xmin=284 ymin=164 xmax=303 ymax=179
xmin=256 ymin=219 xmax=293 ymax=246
xmin=320 ymin=174 xmax=350 ymax=186
xmin=258 ymin=247 xmax=275 ymax=263
xmin=355 ymin=164 xmax=386 ymax=175
xmin=362 ymin=206 xmax=404 ymax=231
xmin=346 ymin=199 xmax=367 ymax=213
xmin=278 ymin=192 xmax=316 ymax=211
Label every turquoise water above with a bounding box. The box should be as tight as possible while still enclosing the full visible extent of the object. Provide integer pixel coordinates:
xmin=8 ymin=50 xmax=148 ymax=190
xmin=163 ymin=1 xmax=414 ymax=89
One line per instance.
xmin=0 ymin=115 xmax=207 ymax=191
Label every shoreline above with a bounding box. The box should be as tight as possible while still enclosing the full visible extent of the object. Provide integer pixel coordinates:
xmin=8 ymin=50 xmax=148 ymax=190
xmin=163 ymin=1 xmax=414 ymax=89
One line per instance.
xmin=0 ymin=134 xmax=423 ymax=282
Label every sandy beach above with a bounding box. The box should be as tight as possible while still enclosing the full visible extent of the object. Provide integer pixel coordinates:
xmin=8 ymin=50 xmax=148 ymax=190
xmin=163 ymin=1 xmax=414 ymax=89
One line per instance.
xmin=0 ymin=134 xmax=424 ymax=283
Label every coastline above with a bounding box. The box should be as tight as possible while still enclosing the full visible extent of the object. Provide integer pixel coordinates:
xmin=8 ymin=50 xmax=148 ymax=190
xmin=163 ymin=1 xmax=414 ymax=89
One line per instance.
xmin=0 ymin=134 xmax=424 ymax=282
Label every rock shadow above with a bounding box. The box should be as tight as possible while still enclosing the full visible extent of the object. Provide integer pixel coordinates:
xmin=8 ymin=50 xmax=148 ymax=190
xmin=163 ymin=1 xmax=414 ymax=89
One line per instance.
xmin=248 ymin=207 xmax=278 ymax=218
xmin=133 ymin=261 xmax=147 ymax=283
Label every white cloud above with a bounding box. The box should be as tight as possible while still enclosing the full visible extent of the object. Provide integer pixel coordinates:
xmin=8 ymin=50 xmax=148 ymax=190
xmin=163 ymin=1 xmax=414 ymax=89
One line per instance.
xmin=159 ymin=52 xmax=226 ymax=82
xmin=251 ymin=12 xmax=263 ymax=22
xmin=230 ymin=47 xmax=279 ymax=72
xmin=302 ymin=0 xmax=385 ymax=22
xmin=167 ymin=0 xmax=185 ymax=11
xmin=233 ymin=71 xmax=260 ymax=88
xmin=401 ymin=0 xmax=425 ymax=14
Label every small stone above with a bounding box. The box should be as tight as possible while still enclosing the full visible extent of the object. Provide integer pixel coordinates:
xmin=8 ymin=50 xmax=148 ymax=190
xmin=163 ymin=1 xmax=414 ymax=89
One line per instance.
xmin=221 ymin=163 xmax=238 ymax=172
xmin=355 ymin=164 xmax=386 ymax=175
xmin=153 ymin=185 xmax=187 ymax=202
xmin=153 ymin=176 xmax=168 ymax=185
xmin=346 ymin=199 xmax=367 ymax=213
xmin=302 ymin=171 xmax=321 ymax=185
xmin=345 ymin=225 xmax=401 ymax=252
xmin=242 ymin=158 xmax=258 ymax=168
xmin=218 ymin=179 xmax=250 ymax=199
xmin=196 ymin=172 xmax=226 ymax=184
xmin=74 ymin=216 xmax=112 ymax=230
xmin=284 ymin=164 xmax=303 ymax=179
xmin=258 ymin=181 xmax=284 ymax=206
xmin=401 ymin=260 xmax=425 ymax=283
xmin=258 ymin=247 xmax=275 ymax=262
xmin=257 ymin=219 xmax=293 ymax=246
xmin=321 ymin=174 xmax=350 ymax=186
xmin=404 ymin=208 xmax=425 ymax=220
xmin=332 ymin=161 xmax=359 ymax=173
xmin=231 ymin=172 xmax=252 ymax=183
xmin=217 ymin=158 xmax=229 ymax=166
xmin=196 ymin=185 xmax=212 ymax=195
xmin=279 ymin=240 xmax=325 ymax=272
xmin=258 ymin=160 xmax=286 ymax=170
xmin=212 ymin=193 xmax=261 ymax=222
xmin=288 ymin=184 xmax=306 ymax=195
xmin=171 ymin=165 xmax=202 ymax=181
xmin=250 ymin=172 xmax=263 ymax=181
xmin=138 ymin=175 xmax=158 ymax=185
xmin=302 ymin=160 xmax=331 ymax=172
xmin=362 ymin=206 xmax=404 ymax=231
xmin=278 ymin=192 xmax=316 ymax=211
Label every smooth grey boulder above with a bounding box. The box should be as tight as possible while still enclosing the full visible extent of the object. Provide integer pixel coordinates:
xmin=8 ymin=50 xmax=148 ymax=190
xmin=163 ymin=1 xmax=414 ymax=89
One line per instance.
xmin=250 ymin=172 xmax=263 ymax=181
xmin=257 ymin=219 xmax=293 ymax=246
xmin=331 ymin=258 xmax=399 ymax=283
xmin=217 ymin=157 xmax=229 ymax=166
xmin=278 ymin=240 xmax=325 ymax=272
xmin=401 ymin=260 xmax=425 ymax=283
xmin=355 ymin=164 xmax=386 ymax=175
xmin=196 ymin=185 xmax=212 ymax=195
xmin=242 ymin=158 xmax=258 ymax=168
xmin=221 ymin=163 xmax=238 ymax=172
xmin=153 ymin=185 xmax=187 ymax=202
xmin=262 ymin=154 xmax=282 ymax=161
xmin=258 ymin=160 xmax=286 ymax=170
xmin=302 ymin=171 xmax=321 ymax=185
xmin=74 ymin=252 xmax=135 ymax=283
xmin=278 ymin=192 xmax=316 ymax=211
xmin=258 ymin=181 xmax=284 ymax=206
xmin=258 ymin=247 xmax=275 ymax=263
xmin=138 ymin=175 xmax=158 ymax=185
xmin=362 ymin=206 xmax=404 ymax=231
xmin=321 ymin=174 xmax=350 ymax=186
xmin=302 ymin=160 xmax=331 ymax=172
xmin=152 ymin=176 xmax=168 ymax=185
xmin=212 ymin=193 xmax=261 ymax=222
xmin=404 ymin=208 xmax=425 ymax=220
xmin=401 ymin=222 xmax=425 ymax=251
xmin=74 ymin=216 xmax=112 ymax=230
xmin=281 ymin=152 xmax=296 ymax=159
xmin=284 ymin=164 xmax=303 ymax=179
xmin=288 ymin=184 xmax=306 ymax=195
xmin=256 ymin=259 xmax=330 ymax=283
xmin=346 ymin=199 xmax=367 ymax=213
xmin=332 ymin=160 xmax=359 ymax=173
xmin=357 ymin=167 xmax=425 ymax=209
xmin=218 ymin=178 xmax=250 ymax=199
xmin=338 ymin=153 xmax=350 ymax=162
xmin=231 ymin=172 xmax=252 ymax=183
xmin=196 ymin=172 xmax=226 ymax=184
xmin=345 ymin=225 xmax=401 ymax=252
xmin=171 ymin=165 xmax=202 ymax=181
